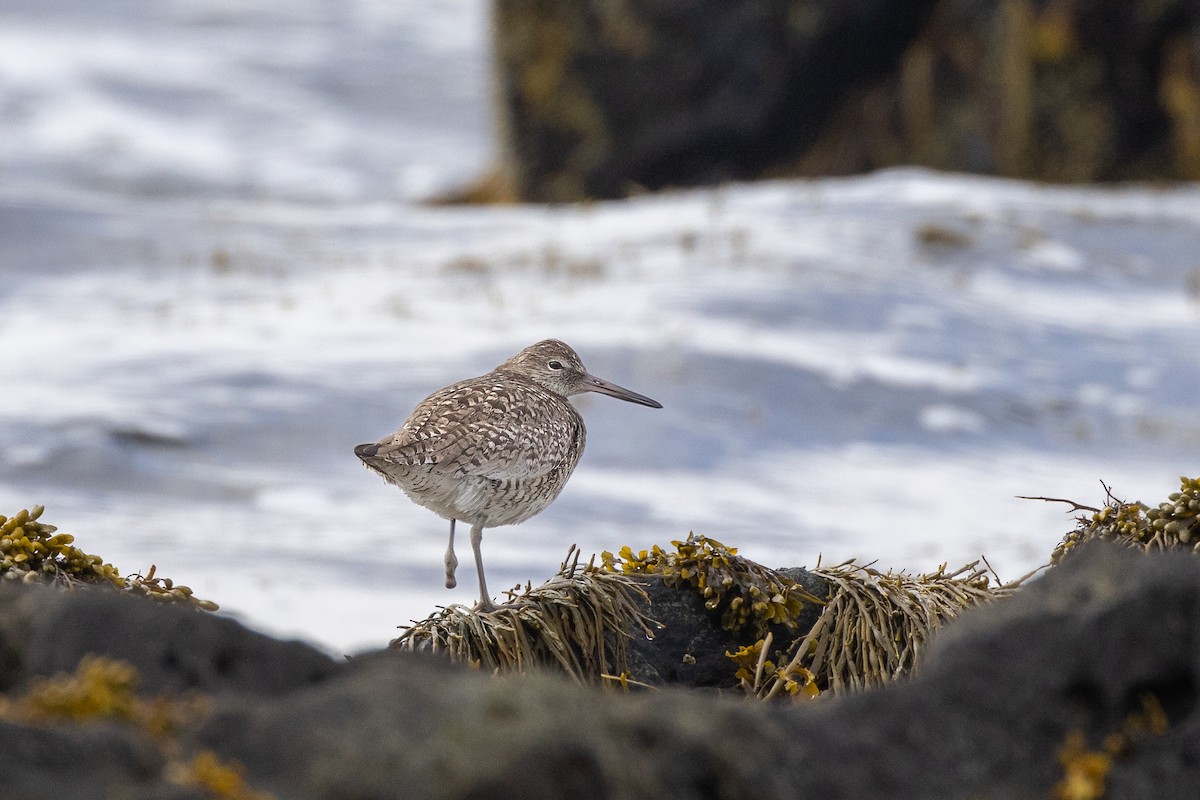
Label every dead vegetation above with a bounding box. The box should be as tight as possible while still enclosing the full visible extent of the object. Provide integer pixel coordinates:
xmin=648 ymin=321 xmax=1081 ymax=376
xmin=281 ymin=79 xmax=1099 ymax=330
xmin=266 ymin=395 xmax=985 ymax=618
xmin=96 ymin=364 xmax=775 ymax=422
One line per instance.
xmin=391 ymin=546 xmax=660 ymax=682
xmin=394 ymin=534 xmax=1016 ymax=699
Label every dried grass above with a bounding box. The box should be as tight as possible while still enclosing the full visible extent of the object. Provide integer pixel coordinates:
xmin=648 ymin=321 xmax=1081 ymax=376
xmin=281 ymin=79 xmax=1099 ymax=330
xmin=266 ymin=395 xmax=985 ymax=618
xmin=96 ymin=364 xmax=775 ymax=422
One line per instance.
xmin=391 ymin=546 xmax=661 ymax=683
xmin=747 ymin=558 xmax=1018 ymax=699
xmin=394 ymin=538 xmax=1022 ymax=698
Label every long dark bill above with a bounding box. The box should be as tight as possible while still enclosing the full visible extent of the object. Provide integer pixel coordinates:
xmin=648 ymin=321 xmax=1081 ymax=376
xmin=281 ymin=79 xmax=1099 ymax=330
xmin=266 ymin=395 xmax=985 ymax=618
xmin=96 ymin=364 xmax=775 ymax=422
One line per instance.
xmin=580 ymin=374 xmax=663 ymax=408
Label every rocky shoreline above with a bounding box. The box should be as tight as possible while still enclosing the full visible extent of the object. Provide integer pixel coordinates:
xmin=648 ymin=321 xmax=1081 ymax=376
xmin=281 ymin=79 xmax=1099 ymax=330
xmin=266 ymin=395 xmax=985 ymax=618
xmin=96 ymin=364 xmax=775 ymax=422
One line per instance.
xmin=3 ymin=541 xmax=1199 ymax=799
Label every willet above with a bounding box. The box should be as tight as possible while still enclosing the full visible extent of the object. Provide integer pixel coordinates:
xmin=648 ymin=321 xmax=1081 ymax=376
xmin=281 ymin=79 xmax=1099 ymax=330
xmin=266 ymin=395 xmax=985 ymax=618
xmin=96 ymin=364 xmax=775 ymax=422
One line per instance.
xmin=355 ymin=339 xmax=662 ymax=610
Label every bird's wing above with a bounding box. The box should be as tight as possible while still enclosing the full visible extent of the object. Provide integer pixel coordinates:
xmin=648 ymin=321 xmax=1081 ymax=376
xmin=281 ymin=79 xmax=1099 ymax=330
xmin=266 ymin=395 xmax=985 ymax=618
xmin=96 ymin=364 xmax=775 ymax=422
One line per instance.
xmin=365 ymin=377 xmax=581 ymax=479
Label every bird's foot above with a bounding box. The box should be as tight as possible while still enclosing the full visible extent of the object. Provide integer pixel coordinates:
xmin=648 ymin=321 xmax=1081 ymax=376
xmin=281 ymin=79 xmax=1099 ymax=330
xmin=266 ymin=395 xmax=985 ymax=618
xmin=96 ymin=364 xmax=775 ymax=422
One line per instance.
xmin=472 ymin=598 xmax=497 ymax=613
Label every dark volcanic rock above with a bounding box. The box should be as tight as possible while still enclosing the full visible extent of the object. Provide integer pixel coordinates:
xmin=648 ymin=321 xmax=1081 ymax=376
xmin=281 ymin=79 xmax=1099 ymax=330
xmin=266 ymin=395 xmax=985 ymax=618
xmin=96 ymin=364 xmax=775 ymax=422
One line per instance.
xmin=0 ymin=581 xmax=337 ymax=695
xmin=805 ymin=0 xmax=1200 ymax=182
xmin=492 ymin=0 xmax=935 ymax=200
xmin=491 ymin=0 xmax=1200 ymax=199
xmin=189 ymin=544 xmax=1200 ymax=798
xmin=623 ymin=569 xmax=827 ymax=688
xmin=191 ymin=649 xmax=799 ymax=800
xmin=790 ymin=542 xmax=1200 ymax=797
xmin=5 ymin=543 xmax=1200 ymax=798
xmin=0 ymin=718 xmax=184 ymax=800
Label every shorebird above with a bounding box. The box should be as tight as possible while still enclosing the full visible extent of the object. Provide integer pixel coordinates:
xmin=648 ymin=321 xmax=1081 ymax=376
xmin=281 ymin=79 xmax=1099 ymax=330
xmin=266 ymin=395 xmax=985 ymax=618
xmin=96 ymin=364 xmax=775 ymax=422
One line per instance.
xmin=355 ymin=339 xmax=662 ymax=610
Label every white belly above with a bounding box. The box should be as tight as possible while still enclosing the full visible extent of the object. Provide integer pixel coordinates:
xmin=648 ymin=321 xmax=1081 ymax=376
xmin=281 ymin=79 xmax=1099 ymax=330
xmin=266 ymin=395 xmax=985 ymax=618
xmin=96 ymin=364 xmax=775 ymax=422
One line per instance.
xmin=396 ymin=467 xmax=570 ymax=528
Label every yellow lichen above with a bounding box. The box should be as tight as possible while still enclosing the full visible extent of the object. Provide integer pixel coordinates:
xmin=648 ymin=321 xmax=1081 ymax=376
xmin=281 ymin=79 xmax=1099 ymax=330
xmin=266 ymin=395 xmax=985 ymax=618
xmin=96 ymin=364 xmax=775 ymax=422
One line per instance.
xmin=0 ymin=655 xmax=211 ymax=739
xmin=176 ymin=750 xmax=275 ymax=800
xmin=1054 ymin=693 xmax=1170 ymax=800
xmin=1 ymin=657 xmax=270 ymax=798
xmin=1054 ymin=730 xmax=1113 ymax=800
xmin=19 ymin=655 xmax=140 ymax=722
xmin=601 ymin=534 xmax=820 ymax=635
xmin=0 ymin=506 xmax=217 ymax=611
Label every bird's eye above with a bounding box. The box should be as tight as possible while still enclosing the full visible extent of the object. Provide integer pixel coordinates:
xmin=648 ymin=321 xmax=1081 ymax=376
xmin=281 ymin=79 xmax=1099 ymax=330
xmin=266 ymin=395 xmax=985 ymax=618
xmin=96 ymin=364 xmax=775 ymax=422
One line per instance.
xmin=548 ymin=360 xmax=563 ymax=370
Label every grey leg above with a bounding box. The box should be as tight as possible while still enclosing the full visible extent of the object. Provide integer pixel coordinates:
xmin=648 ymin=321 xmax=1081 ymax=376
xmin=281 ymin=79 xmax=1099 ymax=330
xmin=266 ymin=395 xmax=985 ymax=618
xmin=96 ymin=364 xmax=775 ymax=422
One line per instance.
xmin=443 ymin=519 xmax=458 ymax=589
xmin=470 ymin=522 xmax=494 ymax=611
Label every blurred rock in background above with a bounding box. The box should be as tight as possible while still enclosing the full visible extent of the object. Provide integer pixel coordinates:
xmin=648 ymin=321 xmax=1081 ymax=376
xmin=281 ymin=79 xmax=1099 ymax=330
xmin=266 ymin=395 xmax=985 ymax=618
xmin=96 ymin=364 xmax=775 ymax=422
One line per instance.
xmin=490 ymin=0 xmax=1200 ymax=201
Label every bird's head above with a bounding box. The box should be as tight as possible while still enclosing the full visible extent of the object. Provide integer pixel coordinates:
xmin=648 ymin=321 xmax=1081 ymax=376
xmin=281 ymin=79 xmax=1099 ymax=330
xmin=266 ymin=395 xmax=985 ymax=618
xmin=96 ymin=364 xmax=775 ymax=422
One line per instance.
xmin=499 ymin=339 xmax=662 ymax=408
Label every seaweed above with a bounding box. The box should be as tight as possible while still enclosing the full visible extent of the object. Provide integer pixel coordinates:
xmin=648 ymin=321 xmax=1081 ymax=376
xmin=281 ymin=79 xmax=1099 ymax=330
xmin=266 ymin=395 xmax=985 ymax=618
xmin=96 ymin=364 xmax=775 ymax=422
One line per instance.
xmin=601 ymin=535 xmax=821 ymax=636
xmin=606 ymin=535 xmax=1010 ymax=697
xmin=1049 ymin=477 xmax=1200 ymax=562
xmin=784 ymin=558 xmax=1011 ymax=696
xmin=392 ymin=545 xmax=661 ymax=683
xmin=0 ymin=505 xmax=122 ymax=587
xmin=0 ymin=506 xmax=217 ymax=611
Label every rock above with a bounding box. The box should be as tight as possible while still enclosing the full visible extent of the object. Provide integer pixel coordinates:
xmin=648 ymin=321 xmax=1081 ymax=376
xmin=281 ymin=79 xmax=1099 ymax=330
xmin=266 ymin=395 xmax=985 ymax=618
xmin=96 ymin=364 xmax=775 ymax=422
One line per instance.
xmin=5 ymin=542 xmax=1200 ymax=798
xmin=786 ymin=541 xmax=1200 ymax=797
xmin=622 ymin=568 xmax=827 ymax=688
xmin=191 ymin=648 xmax=799 ymax=800
xmin=0 ymin=581 xmax=338 ymax=695
xmin=490 ymin=0 xmax=1200 ymax=200
xmin=0 ymin=582 xmax=339 ymax=800
xmin=0 ymin=718 xmax=188 ymax=800
xmin=805 ymin=0 xmax=1200 ymax=182
xmin=188 ymin=543 xmax=1200 ymax=797
xmin=491 ymin=0 xmax=935 ymax=200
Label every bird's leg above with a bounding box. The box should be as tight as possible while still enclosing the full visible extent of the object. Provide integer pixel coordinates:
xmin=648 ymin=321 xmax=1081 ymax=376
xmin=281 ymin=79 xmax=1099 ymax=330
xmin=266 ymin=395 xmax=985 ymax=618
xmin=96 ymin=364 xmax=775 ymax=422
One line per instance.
xmin=443 ymin=519 xmax=458 ymax=589
xmin=470 ymin=522 xmax=495 ymax=612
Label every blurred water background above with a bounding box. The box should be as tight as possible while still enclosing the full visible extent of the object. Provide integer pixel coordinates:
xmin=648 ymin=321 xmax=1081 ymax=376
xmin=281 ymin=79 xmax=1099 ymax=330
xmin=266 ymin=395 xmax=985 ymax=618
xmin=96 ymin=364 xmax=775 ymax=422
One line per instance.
xmin=2 ymin=0 xmax=1198 ymax=652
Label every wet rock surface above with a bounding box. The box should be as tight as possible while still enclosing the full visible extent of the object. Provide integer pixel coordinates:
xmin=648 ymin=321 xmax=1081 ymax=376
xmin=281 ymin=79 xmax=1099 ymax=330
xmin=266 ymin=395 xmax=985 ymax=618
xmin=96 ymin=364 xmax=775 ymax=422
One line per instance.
xmin=622 ymin=568 xmax=827 ymax=688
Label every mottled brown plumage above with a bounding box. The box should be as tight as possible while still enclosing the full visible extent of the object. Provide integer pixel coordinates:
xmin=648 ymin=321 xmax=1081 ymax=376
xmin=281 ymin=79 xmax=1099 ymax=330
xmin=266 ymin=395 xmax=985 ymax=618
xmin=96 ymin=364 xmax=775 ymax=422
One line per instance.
xmin=355 ymin=339 xmax=662 ymax=610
